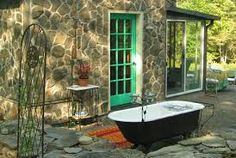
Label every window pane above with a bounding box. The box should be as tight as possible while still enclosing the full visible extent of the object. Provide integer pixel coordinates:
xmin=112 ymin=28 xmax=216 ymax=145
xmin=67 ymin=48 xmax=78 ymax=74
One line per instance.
xmin=111 ymin=19 xmax=116 ymax=33
xmin=167 ymin=21 xmax=185 ymax=95
xmin=186 ymin=22 xmax=202 ymax=90
xmin=110 ymin=51 xmax=116 ymax=65
xmin=126 ymin=65 xmax=131 ymax=78
xmin=118 ymin=66 xmax=124 ymax=79
xmin=110 ymin=82 xmax=116 ymax=95
xmin=126 ymin=19 xmax=131 ymax=33
xmin=118 ymin=35 xmax=124 ymax=48
xmin=118 ymin=81 xmax=124 ymax=94
xmin=110 ymin=66 xmax=116 ymax=80
xmin=110 ymin=35 xmax=116 ymax=49
xmin=118 ymin=19 xmax=124 ymax=33
xmin=126 ymin=50 xmax=131 ymax=63
xmin=118 ymin=51 xmax=124 ymax=64
xmin=125 ymin=35 xmax=131 ymax=48
xmin=126 ymin=80 xmax=131 ymax=93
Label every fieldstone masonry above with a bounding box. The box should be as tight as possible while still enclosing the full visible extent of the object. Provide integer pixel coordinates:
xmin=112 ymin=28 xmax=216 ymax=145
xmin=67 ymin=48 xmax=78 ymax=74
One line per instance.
xmin=0 ymin=0 xmax=169 ymax=122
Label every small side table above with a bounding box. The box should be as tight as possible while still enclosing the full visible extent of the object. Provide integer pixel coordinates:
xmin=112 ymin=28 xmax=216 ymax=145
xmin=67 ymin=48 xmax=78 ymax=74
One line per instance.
xmin=67 ymin=84 xmax=99 ymax=128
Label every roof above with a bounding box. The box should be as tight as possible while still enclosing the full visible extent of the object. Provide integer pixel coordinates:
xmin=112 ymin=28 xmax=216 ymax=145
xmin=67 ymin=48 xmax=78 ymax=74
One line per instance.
xmin=167 ymin=7 xmax=220 ymax=20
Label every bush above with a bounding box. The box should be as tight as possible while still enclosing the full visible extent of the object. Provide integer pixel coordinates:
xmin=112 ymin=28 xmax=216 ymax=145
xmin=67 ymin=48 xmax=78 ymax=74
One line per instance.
xmin=208 ymin=62 xmax=236 ymax=78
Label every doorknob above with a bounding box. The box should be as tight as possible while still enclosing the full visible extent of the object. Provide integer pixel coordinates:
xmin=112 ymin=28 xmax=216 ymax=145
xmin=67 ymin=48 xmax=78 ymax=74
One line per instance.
xmin=133 ymin=62 xmax=136 ymax=65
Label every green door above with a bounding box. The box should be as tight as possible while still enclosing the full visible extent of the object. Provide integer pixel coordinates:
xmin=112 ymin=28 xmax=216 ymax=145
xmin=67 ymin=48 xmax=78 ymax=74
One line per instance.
xmin=110 ymin=14 xmax=136 ymax=107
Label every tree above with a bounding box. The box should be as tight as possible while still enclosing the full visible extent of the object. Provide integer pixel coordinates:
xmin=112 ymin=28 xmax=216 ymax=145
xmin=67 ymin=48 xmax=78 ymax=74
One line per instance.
xmin=177 ymin=0 xmax=236 ymax=63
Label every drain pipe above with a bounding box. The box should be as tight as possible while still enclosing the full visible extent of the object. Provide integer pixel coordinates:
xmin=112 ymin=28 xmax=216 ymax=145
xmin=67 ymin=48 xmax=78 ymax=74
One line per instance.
xmin=203 ymin=20 xmax=215 ymax=93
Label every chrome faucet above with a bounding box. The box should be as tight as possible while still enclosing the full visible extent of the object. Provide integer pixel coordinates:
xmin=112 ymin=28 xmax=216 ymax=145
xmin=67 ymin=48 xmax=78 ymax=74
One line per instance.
xmin=130 ymin=90 xmax=156 ymax=104
xmin=130 ymin=90 xmax=156 ymax=122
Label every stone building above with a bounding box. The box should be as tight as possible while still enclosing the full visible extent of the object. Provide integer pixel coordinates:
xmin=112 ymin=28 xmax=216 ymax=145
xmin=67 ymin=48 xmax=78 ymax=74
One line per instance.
xmin=0 ymin=0 xmax=219 ymax=122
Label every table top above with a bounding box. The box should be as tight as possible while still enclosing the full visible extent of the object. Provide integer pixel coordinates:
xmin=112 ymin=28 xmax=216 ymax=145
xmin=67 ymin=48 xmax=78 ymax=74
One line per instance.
xmin=67 ymin=84 xmax=99 ymax=91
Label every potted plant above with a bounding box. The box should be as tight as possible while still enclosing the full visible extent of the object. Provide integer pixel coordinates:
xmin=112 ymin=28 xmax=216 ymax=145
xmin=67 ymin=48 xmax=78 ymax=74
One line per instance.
xmin=75 ymin=60 xmax=90 ymax=86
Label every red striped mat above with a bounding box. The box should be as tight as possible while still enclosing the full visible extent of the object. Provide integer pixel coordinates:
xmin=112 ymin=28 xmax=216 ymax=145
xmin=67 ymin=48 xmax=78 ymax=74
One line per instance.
xmin=86 ymin=126 xmax=132 ymax=148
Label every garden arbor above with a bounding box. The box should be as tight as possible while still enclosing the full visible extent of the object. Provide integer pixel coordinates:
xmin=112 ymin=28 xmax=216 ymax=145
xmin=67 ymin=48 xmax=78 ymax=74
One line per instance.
xmin=17 ymin=24 xmax=47 ymax=158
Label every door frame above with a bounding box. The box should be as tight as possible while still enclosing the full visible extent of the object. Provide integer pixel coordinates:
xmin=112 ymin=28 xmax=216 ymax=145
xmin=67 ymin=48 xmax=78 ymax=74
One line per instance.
xmin=108 ymin=11 xmax=143 ymax=109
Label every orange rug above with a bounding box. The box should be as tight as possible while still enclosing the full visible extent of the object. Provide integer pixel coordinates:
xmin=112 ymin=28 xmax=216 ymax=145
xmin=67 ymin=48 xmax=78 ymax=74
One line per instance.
xmin=86 ymin=126 xmax=133 ymax=148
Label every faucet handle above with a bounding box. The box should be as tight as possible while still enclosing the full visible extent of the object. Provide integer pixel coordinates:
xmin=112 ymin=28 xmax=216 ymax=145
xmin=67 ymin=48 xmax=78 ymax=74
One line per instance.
xmin=130 ymin=94 xmax=140 ymax=104
xmin=143 ymin=91 xmax=156 ymax=104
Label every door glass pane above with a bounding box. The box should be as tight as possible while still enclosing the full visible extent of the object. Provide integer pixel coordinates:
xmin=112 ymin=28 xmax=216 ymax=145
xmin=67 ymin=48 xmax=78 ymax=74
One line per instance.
xmin=118 ymin=66 xmax=124 ymax=79
xmin=118 ymin=81 xmax=124 ymax=94
xmin=125 ymin=35 xmax=131 ymax=48
xmin=110 ymin=66 xmax=116 ymax=80
xmin=111 ymin=19 xmax=116 ymax=33
xmin=126 ymin=20 xmax=131 ymax=33
xmin=167 ymin=21 xmax=185 ymax=95
xmin=110 ymin=35 xmax=116 ymax=49
xmin=186 ymin=22 xmax=202 ymax=90
xmin=118 ymin=19 xmax=124 ymax=33
xmin=118 ymin=35 xmax=124 ymax=48
xmin=110 ymin=51 xmax=116 ymax=65
xmin=126 ymin=50 xmax=131 ymax=63
xmin=126 ymin=65 xmax=131 ymax=78
xmin=118 ymin=50 xmax=124 ymax=64
xmin=126 ymin=80 xmax=131 ymax=93
xmin=111 ymin=82 xmax=116 ymax=95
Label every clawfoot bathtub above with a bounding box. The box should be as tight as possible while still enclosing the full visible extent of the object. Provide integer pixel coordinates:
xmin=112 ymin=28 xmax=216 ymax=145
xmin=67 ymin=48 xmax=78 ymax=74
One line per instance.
xmin=108 ymin=101 xmax=205 ymax=146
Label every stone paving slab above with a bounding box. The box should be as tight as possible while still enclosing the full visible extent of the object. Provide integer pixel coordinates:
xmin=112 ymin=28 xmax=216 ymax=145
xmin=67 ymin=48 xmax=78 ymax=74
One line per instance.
xmin=179 ymin=135 xmax=226 ymax=148
xmin=0 ymin=134 xmax=17 ymax=149
xmin=79 ymin=135 xmax=93 ymax=145
xmin=201 ymin=147 xmax=231 ymax=154
xmin=81 ymin=138 xmax=116 ymax=152
xmin=178 ymin=137 xmax=204 ymax=146
xmin=201 ymin=136 xmax=226 ymax=148
xmin=77 ymin=149 xmax=145 ymax=158
xmin=219 ymin=128 xmax=236 ymax=140
xmin=194 ymin=153 xmax=223 ymax=158
xmin=45 ymin=127 xmax=79 ymax=149
xmin=146 ymin=144 xmax=195 ymax=157
xmin=45 ymin=127 xmax=76 ymax=139
xmin=64 ymin=147 xmax=82 ymax=154
xmin=226 ymin=140 xmax=236 ymax=151
xmin=44 ymin=149 xmax=74 ymax=158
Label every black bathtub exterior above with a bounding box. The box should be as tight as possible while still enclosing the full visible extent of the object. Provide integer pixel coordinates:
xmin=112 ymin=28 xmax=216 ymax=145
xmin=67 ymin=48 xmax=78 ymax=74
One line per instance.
xmin=115 ymin=110 xmax=200 ymax=146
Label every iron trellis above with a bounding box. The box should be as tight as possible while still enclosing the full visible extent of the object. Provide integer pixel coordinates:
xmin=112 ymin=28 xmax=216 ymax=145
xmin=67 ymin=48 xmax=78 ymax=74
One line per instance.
xmin=17 ymin=24 xmax=47 ymax=158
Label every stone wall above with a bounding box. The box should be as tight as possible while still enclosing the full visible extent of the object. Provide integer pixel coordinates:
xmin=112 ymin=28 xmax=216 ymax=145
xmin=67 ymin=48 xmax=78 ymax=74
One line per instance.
xmin=0 ymin=3 xmax=23 ymax=120
xmin=0 ymin=0 xmax=167 ymax=122
xmin=0 ymin=5 xmax=22 ymax=100
xmin=0 ymin=143 xmax=16 ymax=158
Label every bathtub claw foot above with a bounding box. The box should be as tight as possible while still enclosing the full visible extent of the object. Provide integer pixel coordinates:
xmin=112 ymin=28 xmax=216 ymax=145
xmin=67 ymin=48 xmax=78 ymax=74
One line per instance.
xmin=131 ymin=144 xmax=139 ymax=149
xmin=140 ymin=144 xmax=152 ymax=154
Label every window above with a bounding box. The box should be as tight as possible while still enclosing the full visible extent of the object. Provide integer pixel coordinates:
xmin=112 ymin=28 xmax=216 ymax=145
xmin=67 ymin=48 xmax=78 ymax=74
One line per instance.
xmin=166 ymin=21 xmax=204 ymax=96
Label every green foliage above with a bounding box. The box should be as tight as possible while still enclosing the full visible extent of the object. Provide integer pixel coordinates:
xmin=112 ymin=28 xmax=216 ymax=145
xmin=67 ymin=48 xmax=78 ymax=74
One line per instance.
xmin=208 ymin=62 xmax=236 ymax=78
xmin=177 ymin=0 xmax=236 ymax=64
xmin=207 ymin=63 xmax=228 ymax=81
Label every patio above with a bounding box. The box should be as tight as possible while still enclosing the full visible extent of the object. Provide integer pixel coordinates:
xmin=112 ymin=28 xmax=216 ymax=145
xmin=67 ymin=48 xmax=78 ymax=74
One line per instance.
xmin=171 ymin=85 xmax=236 ymax=135
xmin=1 ymin=86 xmax=236 ymax=158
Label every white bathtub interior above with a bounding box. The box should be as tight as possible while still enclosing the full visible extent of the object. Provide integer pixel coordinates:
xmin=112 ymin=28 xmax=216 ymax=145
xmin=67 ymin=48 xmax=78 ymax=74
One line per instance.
xmin=108 ymin=101 xmax=205 ymax=122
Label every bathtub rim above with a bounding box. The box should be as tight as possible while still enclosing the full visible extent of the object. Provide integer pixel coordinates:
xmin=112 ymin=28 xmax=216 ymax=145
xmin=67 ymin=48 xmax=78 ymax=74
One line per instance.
xmin=108 ymin=100 xmax=205 ymax=123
